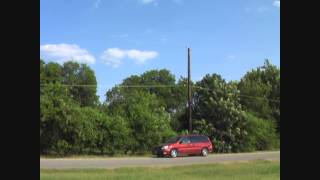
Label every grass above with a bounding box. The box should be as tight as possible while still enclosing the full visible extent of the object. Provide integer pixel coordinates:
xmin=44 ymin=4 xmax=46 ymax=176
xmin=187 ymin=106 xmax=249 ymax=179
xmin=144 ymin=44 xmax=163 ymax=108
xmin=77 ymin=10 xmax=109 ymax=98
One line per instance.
xmin=41 ymin=160 xmax=280 ymax=180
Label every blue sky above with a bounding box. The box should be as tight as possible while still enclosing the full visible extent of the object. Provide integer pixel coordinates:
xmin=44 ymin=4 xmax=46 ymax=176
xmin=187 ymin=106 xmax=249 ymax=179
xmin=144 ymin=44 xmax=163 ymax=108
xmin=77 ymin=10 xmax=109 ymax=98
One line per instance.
xmin=40 ymin=0 xmax=280 ymax=102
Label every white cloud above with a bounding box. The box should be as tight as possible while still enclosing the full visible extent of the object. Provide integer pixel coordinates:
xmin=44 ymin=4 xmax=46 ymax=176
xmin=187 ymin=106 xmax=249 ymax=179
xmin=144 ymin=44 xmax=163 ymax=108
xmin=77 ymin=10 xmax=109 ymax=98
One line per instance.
xmin=100 ymin=48 xmax=158 ymax=67
xmin=273 ymin=0 xmax=280 ymax=9
xmin=100 ymin=48 xmax=125 ymax=68
xmin=40 ymin=44 xmax=95 ymax=64
xmin=127 ymin=50 xmax=158 ymax=63
xmin=103 ymin=48 xmax=126 ymax=59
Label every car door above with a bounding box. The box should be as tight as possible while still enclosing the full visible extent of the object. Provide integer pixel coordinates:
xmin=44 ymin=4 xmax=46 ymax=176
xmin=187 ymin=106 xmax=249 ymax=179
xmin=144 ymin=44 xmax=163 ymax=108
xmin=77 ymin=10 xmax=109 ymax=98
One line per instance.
xmin=177 ymin=136 xmax=192 ymax=154
xmin=190 ymin=136 xmax=201 ymax=154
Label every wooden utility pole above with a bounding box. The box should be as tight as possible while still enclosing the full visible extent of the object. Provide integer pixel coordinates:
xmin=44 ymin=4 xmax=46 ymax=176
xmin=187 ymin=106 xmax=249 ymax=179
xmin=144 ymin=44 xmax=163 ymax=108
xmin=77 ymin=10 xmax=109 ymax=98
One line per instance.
xmin=187 ymin=48 xmax=192 ymax=134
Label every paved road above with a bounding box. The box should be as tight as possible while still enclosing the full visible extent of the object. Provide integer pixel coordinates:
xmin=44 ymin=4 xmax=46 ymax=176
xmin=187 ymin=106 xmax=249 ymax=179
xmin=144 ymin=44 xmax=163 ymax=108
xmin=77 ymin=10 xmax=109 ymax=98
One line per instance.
xmin=40 ymin=151 xmax=280 ymax=169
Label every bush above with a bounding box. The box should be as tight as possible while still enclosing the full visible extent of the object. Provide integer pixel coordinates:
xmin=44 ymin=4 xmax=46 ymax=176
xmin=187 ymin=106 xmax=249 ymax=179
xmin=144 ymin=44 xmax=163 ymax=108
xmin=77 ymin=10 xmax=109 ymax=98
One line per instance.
xmin=106 ymin=90 xmax=177 ymax=153
xmin=95 ymin=115 xmax=131 ymax=155
xmin=243 ymin=112 xmax=279 ymax=151
xmin=211 ymin=138 xmax=232 ymax=153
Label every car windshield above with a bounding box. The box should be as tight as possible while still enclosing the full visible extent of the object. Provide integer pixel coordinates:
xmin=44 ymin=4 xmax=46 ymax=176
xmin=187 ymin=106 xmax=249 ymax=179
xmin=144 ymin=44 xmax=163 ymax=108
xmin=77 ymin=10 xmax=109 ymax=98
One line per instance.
xmin=166 ymin=136 xmax=181 ymax=143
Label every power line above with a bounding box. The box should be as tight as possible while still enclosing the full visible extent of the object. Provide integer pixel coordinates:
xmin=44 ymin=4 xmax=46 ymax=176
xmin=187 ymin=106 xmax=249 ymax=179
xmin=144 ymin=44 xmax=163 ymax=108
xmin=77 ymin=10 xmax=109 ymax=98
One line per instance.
xmin=237 ymin=94 xmax=280 ymax=103
xmin=40 ymin=84 xmax=99 ymax=87
xmin=193 ymin=86 xmax=280 ymax=103
xmin=40 ymin=84 xmax=185 ymax=88
xmin=40 ymin=83 xmax=279 ymax=103
xmin=116 ymin=85 xmax=184 ymax=88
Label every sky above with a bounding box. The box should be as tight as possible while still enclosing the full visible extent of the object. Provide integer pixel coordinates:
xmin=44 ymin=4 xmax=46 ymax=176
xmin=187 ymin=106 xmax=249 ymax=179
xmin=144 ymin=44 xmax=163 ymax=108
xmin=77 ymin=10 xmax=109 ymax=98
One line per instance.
xmin=40 ymin=0 xmax=280 ymax=102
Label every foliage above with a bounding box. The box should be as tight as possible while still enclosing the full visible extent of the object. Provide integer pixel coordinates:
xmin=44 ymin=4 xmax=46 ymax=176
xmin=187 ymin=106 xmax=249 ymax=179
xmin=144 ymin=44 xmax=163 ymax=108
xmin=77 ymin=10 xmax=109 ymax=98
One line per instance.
xmin=192 ymin=74 xmax=249 ymax=153
xmin=107 ymin=90 xmax=176 ymax=153
xmin=243 ymin=112 xmax=279 ymax=151
xmin=40 ymin=59 xmax=280 ymax=155
xmin=238 ymin=59 xmax=280 ymax=132
xmin=62 ymin=62 xmax=99 ymax=107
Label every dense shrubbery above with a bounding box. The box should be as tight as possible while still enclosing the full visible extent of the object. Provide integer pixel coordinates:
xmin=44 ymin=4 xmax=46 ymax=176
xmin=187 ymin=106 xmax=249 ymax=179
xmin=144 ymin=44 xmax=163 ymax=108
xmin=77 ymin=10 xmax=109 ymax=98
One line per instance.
xmin=243 ymin=112 xmax=279 ymax=151
xmin=40 ymin=59 xmax=280 ymax=155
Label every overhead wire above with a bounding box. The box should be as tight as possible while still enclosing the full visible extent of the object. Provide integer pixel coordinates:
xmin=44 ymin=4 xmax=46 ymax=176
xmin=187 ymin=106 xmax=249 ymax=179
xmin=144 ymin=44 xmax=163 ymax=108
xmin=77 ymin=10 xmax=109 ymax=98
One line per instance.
xmin=40 ymin=83 xmax=279 ymax=103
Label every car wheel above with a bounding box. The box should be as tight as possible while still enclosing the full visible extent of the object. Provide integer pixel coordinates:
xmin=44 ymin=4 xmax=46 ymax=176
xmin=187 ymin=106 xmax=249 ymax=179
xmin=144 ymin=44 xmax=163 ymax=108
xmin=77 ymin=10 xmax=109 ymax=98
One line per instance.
xmin=201 ymin=148 xmax=209 ymax=157
xmin=170 ymin=149 xmax=178 ymax=158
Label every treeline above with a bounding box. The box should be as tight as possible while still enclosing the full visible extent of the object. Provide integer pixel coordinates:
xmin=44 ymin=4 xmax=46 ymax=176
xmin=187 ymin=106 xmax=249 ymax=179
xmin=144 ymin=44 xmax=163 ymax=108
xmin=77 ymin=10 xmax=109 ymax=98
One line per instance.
xmin=40 ymin=59 xmax=280 ymax=155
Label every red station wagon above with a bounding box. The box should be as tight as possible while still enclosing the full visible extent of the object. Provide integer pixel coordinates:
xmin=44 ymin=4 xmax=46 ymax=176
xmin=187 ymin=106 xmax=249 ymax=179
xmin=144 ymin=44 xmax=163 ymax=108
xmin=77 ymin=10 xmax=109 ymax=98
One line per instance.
xmin=152 ymin=134 xmax=214 ymax=158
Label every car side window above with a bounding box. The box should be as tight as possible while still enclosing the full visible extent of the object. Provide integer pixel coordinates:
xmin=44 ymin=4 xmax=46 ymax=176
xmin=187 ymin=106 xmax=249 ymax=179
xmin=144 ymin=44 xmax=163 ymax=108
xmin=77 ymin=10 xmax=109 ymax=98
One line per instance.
xmin=190 ymin=136 xmax=196 ymax=143
xmin=202 ymin=136 xmax=210 ymax=142
xmin=190 ymin=136 xmax=200 ymax=143
xmin=180 ymin=137 xmax=190 ymax=144
xmin=190 ymin=136 xmax=209 ymax=143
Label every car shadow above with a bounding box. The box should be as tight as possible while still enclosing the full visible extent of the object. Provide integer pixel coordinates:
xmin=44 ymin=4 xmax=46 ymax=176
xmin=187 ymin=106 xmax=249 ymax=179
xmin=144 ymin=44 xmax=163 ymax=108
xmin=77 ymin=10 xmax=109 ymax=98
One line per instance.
xmin=151 ymin=154 xmax=203 ymax=158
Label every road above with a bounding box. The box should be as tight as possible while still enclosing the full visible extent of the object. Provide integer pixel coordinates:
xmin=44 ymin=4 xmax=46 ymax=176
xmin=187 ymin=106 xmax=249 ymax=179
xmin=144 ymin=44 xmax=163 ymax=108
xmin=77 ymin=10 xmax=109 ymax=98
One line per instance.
xmin=40 ymin=151 xmax=280 ymax=169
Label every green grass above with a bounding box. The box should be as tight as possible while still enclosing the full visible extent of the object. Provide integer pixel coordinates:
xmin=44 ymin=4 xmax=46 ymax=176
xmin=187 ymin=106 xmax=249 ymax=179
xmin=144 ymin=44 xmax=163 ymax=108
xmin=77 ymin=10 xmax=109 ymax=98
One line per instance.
xmin=41 ymin=160 xmax=280 ymax=180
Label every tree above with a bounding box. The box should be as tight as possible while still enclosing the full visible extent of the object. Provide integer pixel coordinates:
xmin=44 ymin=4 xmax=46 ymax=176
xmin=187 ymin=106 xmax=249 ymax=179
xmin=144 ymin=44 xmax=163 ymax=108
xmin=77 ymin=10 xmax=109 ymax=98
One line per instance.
xmin=40 ymin=59 xmax=45 ymax=84
xmin=139 ymin=69 xmax=177 ymax=112
xmin=40 ymin=59 xmax=280 ymax=155
xmin=40 ymin=60 xmax=100 ymax=155
xmin=106 ymin=90 xmax=176 ymax=153
xmin=107 ymin=69 xmax=180 ymax=113
xmin=105 ymin=70 xmax=188 ymax=131
xmin=171 ymin=77 xmax=194 ymax=131
xmin=192 ymin=74 xmax=248 ymax=152
xmin=62 ymin=62 xmax=99 ymax=107
xmin=238 ymin=60 xmax=280 ymax=132
xmin=243 ymin=112 xmax=279 ymax=151
xmin=40 ymin=83 xmax=80 ymax=155
xmin=43 ymin=62 xmax=62 ymax=83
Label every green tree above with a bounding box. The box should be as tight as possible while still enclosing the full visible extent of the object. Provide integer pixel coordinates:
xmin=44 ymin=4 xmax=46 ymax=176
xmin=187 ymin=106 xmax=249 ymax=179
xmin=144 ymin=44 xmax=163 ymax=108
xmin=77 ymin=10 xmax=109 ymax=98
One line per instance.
xmin=62 ymin=62 xmax=99 ymax=107
xmin=40 ymin=58 xmax=280 ymax=155
xmin=238 ymin=60 xmax=280 ymax=132
xmin=171 ymin=77 xmax=194 ymax=131
xmin=108 ymin=69 xmax=181 ymax=113
xmin=243 ymin=112 xmax=279 ymax=151
xmin=192 ymin=74 xmax=248 ymax=153
xmin=105 ymin=69 xmax=186 ymax=132
xmin=139 ymin=69 xmax=177 ymax=112
xmin=106 ymin=90 xmax=176 ymax=153
xmin=40 ymin=59 xmax=45 ymax=84
xmin=43 ymin=62 xmax=62 ymax=83
xmin=40 ymin=83 xmax=80 ymax=155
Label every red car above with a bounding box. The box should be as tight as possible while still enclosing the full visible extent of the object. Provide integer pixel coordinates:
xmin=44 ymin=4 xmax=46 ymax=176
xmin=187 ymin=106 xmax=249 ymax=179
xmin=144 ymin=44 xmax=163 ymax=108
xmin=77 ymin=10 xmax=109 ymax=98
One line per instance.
xmin=152 ymin=134 xmax=214 ymax=158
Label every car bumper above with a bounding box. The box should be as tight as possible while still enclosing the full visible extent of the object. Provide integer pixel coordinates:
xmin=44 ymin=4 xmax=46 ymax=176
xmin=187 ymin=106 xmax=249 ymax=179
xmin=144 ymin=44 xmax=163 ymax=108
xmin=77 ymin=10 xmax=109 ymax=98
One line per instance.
xmin=152 ymin=147 xmax=170 ymax=156
xmin=209 ymin=146 xmax=214 ymax=153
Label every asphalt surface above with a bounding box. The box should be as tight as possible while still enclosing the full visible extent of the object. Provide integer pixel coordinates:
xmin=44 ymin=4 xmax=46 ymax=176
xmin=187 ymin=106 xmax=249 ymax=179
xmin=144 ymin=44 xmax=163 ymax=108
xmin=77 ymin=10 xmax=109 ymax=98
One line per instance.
xmin=40 ymin=151 xmax=280 ymax=169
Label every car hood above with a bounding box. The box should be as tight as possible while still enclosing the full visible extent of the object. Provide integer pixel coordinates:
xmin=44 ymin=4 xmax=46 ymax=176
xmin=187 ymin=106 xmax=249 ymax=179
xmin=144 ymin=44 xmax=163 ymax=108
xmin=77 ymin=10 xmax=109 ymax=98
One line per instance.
xmin=159 ymin=143 xmax=175 ymax=147
xmin=153 ymin=143 xmax=176 ymax=149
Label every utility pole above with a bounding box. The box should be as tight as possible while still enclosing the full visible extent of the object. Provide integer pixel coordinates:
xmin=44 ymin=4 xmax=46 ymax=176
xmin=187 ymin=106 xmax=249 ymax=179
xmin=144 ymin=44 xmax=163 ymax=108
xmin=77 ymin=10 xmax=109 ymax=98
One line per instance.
xmin=187 ymin=47 xmax=192 ymax=134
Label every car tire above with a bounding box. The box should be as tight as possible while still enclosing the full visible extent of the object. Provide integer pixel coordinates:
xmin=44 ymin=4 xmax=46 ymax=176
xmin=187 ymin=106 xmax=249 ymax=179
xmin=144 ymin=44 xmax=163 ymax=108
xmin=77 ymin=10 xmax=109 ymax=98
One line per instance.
xmin=170 ymin=149 xmax=178 ymax=158
xmin=201 ymin=148 xmax=209 ymax=157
